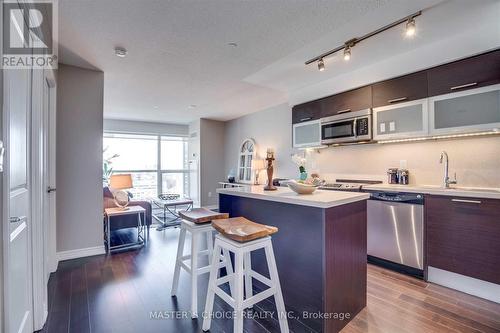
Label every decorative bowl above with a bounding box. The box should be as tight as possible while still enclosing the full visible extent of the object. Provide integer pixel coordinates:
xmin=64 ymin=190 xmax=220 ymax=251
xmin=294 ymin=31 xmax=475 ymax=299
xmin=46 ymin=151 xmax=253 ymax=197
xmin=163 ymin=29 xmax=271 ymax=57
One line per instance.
xmin=287 ymin=180 xmax=317 ymax=195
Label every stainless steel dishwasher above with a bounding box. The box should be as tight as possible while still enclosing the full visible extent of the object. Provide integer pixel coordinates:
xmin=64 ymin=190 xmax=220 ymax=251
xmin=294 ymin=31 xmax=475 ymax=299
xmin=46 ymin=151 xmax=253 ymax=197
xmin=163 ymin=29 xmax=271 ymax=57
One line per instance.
xmin=367 ymin=191 xmax=424 ymax=272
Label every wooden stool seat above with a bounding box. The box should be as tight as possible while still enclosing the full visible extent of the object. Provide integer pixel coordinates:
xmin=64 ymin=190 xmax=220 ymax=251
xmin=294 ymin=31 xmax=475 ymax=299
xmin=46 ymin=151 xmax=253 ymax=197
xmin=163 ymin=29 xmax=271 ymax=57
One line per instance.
xmin=212 ymin=217 xmax=278 ymax=243
xmin=179 ymin=207 xmax=229 ymax=224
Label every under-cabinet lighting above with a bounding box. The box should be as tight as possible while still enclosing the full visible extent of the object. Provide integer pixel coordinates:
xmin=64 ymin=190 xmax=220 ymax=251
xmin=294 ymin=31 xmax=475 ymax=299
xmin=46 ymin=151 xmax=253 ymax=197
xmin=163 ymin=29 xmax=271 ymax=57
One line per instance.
xmin=378 ymin=131 xmax=500 ymax=144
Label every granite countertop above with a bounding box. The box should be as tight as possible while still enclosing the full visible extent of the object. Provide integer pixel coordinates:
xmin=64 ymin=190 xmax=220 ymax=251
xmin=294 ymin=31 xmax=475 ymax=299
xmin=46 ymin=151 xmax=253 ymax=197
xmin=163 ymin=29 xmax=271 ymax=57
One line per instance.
xmin=217 ymin=185 xmax=370 ymax=208
xmin=363 ymin=183 xmax=500 ymax=199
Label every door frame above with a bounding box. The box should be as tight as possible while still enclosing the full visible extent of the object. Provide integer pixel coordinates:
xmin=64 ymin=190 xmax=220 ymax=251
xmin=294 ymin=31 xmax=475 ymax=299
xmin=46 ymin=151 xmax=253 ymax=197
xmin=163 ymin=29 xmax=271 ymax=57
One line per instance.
xmin=30 ymin=66 xmax=57 ymax=330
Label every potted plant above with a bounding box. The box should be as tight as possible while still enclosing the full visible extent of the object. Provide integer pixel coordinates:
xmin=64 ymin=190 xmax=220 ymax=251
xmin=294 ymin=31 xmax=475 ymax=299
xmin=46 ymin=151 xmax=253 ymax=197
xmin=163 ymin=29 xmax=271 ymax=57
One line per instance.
xmin=103 ymin=147 xmax=119 ymax=185
xmin=291 ymin=154 xmax=308 ymax=181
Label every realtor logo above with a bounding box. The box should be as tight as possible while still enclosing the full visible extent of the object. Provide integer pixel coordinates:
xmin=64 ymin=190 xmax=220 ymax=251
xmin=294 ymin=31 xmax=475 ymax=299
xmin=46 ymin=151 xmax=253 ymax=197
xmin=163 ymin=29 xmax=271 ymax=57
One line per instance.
xmin=2 ymin=0 xmax=58 ymax=69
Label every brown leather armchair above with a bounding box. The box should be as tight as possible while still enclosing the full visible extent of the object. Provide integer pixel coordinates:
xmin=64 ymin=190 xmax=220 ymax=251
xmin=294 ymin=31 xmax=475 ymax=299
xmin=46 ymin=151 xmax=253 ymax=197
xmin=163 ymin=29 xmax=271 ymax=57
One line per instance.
xmin=103 ymin=187 xmax=152 ymax=232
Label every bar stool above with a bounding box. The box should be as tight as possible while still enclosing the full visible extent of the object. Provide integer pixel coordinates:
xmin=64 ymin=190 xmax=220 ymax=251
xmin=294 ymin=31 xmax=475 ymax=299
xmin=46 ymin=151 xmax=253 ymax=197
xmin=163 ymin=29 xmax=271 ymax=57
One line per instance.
xmin=171 ymin=208 xmax=233 ymax=318
xmin=202 ymin=217 xmax=289 ymax=333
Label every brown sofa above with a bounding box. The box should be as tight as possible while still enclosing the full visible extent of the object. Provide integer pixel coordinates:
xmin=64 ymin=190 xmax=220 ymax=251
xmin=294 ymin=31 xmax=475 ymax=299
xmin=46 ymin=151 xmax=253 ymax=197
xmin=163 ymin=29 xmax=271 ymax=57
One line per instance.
xmin=103 ymin=187 xmax=152 ymax=231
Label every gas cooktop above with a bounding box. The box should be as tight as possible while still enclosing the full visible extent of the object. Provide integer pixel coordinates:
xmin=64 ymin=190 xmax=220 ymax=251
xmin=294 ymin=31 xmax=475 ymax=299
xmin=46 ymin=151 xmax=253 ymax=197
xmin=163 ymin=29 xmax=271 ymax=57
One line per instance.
xmin=320 ymin=179 xmax=382 ymax=192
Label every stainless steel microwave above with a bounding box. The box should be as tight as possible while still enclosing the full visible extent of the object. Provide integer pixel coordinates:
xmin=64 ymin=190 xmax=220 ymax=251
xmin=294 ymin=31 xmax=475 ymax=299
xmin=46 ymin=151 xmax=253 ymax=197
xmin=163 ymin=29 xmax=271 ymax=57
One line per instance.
xmin=321 ymin=109 xmax=372 ymax=144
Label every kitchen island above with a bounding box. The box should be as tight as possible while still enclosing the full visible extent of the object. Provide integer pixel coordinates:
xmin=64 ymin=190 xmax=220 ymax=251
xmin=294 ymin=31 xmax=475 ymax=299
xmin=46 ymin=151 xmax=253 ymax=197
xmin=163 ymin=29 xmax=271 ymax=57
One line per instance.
xmin=217 ymin=186 xmax=369 ymax=333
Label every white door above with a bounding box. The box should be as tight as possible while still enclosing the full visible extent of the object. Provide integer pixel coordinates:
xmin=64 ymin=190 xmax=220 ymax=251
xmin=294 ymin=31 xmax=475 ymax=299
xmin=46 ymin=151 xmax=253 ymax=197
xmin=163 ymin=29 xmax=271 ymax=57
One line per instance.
xmin=4 ymin=67 xmax=33 ymax=333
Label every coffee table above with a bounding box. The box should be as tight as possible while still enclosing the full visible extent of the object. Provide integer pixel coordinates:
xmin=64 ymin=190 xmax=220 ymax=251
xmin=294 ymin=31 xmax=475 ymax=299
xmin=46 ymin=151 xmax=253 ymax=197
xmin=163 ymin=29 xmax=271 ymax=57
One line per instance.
xmin=151 ymin=197 xmax=194 ymax=230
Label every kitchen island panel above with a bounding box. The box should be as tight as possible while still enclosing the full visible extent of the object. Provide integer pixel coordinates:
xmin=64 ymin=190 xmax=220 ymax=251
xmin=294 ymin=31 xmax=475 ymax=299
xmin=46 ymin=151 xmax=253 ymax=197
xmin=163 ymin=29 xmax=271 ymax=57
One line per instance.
xmin=324 ymin=200 xmax=367 ymax=333
xmin=219 ymin=193 xmax=368 ymax=332
xmin=219 ymin=193 xmax=325 ymax=331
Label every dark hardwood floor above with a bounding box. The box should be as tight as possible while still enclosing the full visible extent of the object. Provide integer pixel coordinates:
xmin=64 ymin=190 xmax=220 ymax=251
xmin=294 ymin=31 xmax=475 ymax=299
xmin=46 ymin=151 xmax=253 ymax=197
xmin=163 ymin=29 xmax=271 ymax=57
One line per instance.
xmin=40 ymin=226 xmax=500 ymax=333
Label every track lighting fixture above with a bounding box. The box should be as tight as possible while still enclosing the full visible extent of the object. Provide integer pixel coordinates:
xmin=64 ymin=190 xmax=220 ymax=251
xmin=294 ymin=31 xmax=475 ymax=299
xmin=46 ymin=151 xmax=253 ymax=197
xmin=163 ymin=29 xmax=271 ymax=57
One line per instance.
xmin=317 ymin=58 xmax=325 ymax=71
xmin=405 ymin=17 xmax=416 ymax=37
xmin=343 ymin=46 xmax=351 ymax=61
xmin=305 ymin=10 xmax=422 ymax=68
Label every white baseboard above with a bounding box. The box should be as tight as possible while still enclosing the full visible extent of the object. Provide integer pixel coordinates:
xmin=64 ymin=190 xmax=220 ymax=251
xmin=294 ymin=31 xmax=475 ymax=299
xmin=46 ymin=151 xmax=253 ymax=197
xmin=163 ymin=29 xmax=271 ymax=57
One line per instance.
xmin=56 ymin=245 xmax=106 ymax=262
xmin=428 ymin=266 xmax=500 ymax=304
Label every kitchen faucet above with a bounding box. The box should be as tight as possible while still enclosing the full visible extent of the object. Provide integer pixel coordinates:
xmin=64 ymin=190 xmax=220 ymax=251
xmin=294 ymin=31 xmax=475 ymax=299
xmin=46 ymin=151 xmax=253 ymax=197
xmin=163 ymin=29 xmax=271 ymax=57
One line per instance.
xmin=439 ymin=151 xmax=457 ymax=188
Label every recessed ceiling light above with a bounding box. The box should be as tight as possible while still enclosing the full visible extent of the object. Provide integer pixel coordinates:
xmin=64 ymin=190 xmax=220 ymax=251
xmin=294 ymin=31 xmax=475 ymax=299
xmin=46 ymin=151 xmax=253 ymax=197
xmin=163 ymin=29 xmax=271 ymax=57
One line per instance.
xmin=188 ymin=104 xmax=197 ymax=109
xmin=227 ymin=42 xmax=238 ymax=47
xmin=114 ymin=47 xmax=128 ymax=58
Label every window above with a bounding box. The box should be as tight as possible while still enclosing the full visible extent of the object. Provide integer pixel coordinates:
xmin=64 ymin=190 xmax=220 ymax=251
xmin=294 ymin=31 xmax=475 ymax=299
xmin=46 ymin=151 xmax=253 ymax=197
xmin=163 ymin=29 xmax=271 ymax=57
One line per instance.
xmin=237 ymin=138 xmax=257 ymax=183
xmin=103 ymin=133 xmax=188 ymax=199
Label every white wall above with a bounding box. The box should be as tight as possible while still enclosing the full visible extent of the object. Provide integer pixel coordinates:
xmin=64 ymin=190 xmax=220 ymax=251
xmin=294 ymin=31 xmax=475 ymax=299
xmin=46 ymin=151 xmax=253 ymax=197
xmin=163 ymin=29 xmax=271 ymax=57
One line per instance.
xmin=103 ymin=118 xmax=188 ymax=136
xmin=224 ymin=103 xmax=500 ymax=188
xmin=56 ymin=64 xmax=104 ymax=254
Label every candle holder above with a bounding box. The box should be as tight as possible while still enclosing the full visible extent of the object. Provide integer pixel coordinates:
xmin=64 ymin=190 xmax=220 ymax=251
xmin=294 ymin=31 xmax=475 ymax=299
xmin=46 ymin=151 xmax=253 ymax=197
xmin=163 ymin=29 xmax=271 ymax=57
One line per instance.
xmin=264 ymin=152 xmax=277 ymax=191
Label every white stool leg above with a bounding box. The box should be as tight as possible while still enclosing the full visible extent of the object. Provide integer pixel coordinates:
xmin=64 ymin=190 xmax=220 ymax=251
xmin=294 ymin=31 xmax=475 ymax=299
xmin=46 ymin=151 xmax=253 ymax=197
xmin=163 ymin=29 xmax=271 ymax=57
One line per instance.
xmin=206 ymin=230 xmax=214 ymax=265
xmin=190 ymin=231 xmax=199 ymax=318
xmin=171 ymin=227 xmax=187 ymax=296
xmin=202 ymin=240 xmax=221 ymax=332
xmin=222 ymin=248 xmax=235 ymax=295
xmin=244 ymin=252 xmax=253 ymax=309
xmin=233 ymin=250 xmax=245 ymax=333
xmin=265 ymin=242 xmax=289 ymax=333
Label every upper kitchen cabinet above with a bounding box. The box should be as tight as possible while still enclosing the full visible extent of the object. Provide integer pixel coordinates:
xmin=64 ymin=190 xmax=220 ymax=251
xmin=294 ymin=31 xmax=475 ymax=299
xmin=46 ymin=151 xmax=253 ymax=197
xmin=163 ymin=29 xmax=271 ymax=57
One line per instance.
xmin=292 ymin=119 xmax=322 ymax=148
xmin=292 ymin=100 xmax=322 ymax=124
xmin=427 ymin=50 xmax=500 ymax=97
xmin=321 ymin=86 xmax=372 ymax=118
xmin=429 ymin=84 xmax=500 ymax=135
xmin=372 ymin=71 xmax=428 ymax=108
xmin=373 ymin=98 xmax=428 ymax=140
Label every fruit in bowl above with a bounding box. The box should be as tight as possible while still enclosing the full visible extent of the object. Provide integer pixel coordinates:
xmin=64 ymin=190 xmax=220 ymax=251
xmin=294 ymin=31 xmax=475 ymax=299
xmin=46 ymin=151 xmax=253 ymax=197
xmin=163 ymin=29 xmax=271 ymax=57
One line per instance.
xmin=287 ymin=179 xmax=318 ymax=195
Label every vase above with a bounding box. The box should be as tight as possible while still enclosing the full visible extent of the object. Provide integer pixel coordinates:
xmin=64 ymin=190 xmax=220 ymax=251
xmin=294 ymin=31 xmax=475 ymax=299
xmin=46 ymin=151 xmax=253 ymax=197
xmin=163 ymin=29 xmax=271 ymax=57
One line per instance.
xmin=300 ymin=171 xmax=308 ymax=181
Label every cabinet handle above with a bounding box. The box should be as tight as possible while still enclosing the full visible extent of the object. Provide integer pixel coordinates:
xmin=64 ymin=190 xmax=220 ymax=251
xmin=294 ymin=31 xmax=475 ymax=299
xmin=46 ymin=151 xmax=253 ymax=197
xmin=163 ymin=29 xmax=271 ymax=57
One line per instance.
xmin=337 ymin=109 xmax=351 ymax=114
xmin=451 ymin=199 xmax=482 ymax=204
xmin=388 ymin=97 xmax=408 ymax=104
xmin=450 ymin=82 xmax=477 ymax=91
xmin=299 ymin=117 xmax=312 ymax=122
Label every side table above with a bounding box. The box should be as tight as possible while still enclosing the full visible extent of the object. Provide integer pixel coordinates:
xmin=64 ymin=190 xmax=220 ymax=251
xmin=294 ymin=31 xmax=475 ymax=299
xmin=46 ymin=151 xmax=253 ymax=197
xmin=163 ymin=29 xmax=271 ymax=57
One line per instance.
xmin=104 ymin=206 xmax=147 ymax=253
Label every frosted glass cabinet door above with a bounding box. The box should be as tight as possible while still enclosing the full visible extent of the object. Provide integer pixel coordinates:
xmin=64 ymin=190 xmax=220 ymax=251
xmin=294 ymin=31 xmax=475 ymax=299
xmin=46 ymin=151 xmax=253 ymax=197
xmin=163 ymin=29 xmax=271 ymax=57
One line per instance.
xmin=429 ymin=84 xmax=500 ymax=135
xmin=293 ymin=119 xmax=321 ymax=148
xmin=373 ymin=99 xmax=429 ymax=140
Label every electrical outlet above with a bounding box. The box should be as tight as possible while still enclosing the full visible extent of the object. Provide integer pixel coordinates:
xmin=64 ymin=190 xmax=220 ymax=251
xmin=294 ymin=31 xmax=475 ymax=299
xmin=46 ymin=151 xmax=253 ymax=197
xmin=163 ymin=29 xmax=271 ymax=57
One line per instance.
xmin=208 ymin=192 xmax=212 ymax=198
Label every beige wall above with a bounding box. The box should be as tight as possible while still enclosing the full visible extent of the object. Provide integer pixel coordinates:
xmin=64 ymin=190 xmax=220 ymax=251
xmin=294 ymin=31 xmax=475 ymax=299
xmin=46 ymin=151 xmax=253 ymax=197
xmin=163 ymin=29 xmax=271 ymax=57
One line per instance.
xmin=224 ymin=103 xmax=500 ymax=188
xmin=56 ymin=64 xmax=104 ymax=252
xmin=200 ymin=119 xmax=226 ymax=207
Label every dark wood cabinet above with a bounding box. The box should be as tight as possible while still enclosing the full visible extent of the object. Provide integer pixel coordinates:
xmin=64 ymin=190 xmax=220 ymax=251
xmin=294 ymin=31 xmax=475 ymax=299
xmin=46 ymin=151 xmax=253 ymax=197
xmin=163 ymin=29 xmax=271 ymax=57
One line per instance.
xmin=426 ymin=195 xmax=500 ymax=284
xmin=321 ymin=86 xmax=372 ymax=118
xmin=292 ymin=100 xmax=322 ymax=124
xmin=372 ymin=71 xmax=428 ymax=108
xmin=428 ymin=50 xmax=500 ymax=97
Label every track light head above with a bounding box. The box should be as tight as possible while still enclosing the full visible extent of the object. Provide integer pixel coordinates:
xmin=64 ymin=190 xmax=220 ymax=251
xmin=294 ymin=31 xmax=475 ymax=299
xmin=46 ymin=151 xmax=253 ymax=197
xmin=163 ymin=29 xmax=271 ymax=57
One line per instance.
xmin=317 ymin=58 xmax=325 ymax=71
xmin=406 ymin=17 xmax=416 ymax=37
xmin=343 ymin=46 xmax=351 ymax=61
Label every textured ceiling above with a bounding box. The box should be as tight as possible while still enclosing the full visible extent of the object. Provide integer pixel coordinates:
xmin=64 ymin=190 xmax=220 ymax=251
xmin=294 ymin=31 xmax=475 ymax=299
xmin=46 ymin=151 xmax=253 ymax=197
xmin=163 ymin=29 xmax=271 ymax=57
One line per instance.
xmin=59 ymin=0 xmax=450 ymax=123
